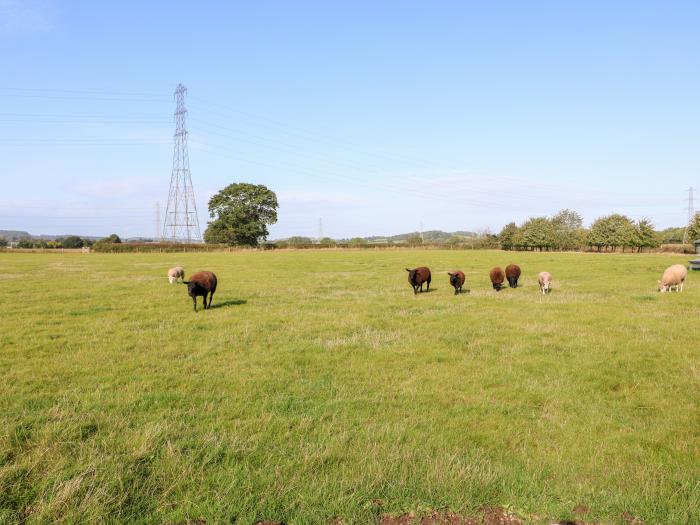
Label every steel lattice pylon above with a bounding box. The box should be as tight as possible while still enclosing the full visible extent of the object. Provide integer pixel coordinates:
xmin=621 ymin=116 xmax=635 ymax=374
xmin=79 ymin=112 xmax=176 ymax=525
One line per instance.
xmin=163 ymin=84 xmax=202 ymax=243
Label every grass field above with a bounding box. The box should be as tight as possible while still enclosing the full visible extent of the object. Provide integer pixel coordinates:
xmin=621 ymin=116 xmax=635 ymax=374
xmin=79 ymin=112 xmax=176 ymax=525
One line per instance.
xmin=1 ymin=249 xmax=699 ymax=524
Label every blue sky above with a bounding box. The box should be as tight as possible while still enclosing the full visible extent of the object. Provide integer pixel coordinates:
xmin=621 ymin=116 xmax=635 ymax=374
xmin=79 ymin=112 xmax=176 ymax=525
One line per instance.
xmin=1 ymin=1 xmax=698 ymax=238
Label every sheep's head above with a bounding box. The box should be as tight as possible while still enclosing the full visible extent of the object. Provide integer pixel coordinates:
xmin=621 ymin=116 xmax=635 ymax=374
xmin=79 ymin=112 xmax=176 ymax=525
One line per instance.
xmin=406 ymin=268 xmax=417 ymax=284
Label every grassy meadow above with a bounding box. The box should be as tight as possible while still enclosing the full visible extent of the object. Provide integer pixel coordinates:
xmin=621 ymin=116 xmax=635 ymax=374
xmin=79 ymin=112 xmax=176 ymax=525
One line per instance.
xmin=1 ymin=249 xmax=699 ymax=524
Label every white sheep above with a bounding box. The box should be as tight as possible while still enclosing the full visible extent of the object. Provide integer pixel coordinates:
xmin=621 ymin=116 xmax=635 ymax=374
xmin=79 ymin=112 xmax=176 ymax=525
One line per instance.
xmin=167 ymin=266 xmax=185 ymax=284
xmin=658 ymin=264 xmax=687 ymax=293
xmin=538 ymin=271 xmax=552 ymax=295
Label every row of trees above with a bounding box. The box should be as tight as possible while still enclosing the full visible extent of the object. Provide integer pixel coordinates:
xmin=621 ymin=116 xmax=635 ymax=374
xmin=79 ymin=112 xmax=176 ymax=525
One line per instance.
xmin=497 ymin=209 xmax=700 ymax=252
xmin=1 ymin=234 xmax=122 ymax=249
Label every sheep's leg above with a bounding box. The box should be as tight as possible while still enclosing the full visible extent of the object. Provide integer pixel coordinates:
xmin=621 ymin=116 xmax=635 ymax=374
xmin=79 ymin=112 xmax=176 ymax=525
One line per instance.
xmin=208 ymin=291 xmax=214 ymax=308
xmin=193 ymin=296 xmax=197 ymax=312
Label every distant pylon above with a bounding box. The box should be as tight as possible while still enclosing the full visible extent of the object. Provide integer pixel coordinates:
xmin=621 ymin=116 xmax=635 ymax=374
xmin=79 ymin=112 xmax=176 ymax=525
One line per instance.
xmin=163 ymin=84 xmax=202 ymax=243
xmin=318 ymin=218 xmax=323 ymax=243
xmin=683 ymin=187 xmax=696 ymax=243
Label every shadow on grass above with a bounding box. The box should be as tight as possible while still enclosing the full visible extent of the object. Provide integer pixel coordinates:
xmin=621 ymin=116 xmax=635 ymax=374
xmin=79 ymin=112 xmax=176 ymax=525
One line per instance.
xmin=209 ymin=299 xmax=247 ymax=309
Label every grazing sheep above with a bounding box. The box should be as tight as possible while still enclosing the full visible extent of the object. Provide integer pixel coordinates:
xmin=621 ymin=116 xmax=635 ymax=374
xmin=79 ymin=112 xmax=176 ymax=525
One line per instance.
xmin=538 ymin=271 xmax=552 ymax=295
xmin=505 ymin=264 xmax=521 ymax=288
xmin=448 ymin=271 xmax=465 ymax=295
xmin=183 ymin=271 xmax=217 ymax=311
xmin=489 ymin=267 xmax=505 ymax=291
xmin=406 ymin=267 xmax=431 ymax=294
xmin=658 ymin=264 xmax=688 ymax=293
xmin=167 ymin=266 xmax=185 ymax=284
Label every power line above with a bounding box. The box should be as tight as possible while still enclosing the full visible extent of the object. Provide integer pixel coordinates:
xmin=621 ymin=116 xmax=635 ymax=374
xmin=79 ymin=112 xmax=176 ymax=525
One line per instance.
xmin=0 ymin=87 xmax=169 ymax=97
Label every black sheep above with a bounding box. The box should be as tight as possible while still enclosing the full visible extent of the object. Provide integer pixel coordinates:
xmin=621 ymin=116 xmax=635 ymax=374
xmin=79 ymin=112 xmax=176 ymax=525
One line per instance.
xmin=183 ymin=271 xmax=217 ymax=311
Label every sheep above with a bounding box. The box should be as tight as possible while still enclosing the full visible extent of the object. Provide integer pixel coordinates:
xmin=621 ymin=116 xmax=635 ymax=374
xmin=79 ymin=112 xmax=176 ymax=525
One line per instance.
xmin=538 ymin=271 xmax=552 ymax=295
xmin=406 ymin=267 xmax=431 ymax=294
xmin=489 ymin=267 xmax=505 ymax=291
xmin=505 ymin=264 xmax=521 ymax=288
xmin=658 ymin=264 xmax=687 ymax=293
xmin=447 ymin=270 xmax=465 ymax=295
xmin=183 ymin=271 xmax=217 ymax=311
xmin=167 ymin=266 xmax=185 ymax=284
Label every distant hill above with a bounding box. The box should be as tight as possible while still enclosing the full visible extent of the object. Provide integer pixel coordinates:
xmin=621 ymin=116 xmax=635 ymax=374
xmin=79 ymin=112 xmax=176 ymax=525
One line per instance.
xmin=274 ymin=230 xmax=478 ymax=244
xmin=0 ymin=230 xmax=101 ymax=241
xmin=363 ymin=230 xmax=476 ymax=243
xmin=0 ymin=230 xmax=31 ymax=240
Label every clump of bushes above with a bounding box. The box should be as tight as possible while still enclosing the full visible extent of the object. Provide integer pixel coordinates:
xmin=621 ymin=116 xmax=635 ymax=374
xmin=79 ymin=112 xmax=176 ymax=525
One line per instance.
xmin=659 ymin=244 xmax=696 ymax=254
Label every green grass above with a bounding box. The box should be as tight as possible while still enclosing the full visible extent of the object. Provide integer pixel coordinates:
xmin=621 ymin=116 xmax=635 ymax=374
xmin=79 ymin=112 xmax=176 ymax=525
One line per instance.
xmin=1 ymin=249 xmax=699 ymax=524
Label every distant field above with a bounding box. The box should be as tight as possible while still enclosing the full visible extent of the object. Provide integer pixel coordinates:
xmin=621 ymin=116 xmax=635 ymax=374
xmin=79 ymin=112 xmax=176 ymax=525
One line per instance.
xmin=1 ymin=250 xmax=699 ymax=524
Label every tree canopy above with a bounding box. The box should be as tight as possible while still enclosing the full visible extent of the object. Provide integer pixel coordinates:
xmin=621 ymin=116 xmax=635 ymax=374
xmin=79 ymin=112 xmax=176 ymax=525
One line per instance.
xmin=61 ymin=236 xmax=85 ymax=249
xmin=686 ymin=212 xmax=700 ymax=244
xmin=101 ymin=234 xmax=122 ymax=244
xmin=203 ymin=183 xmax=278 ymax=246
xmin=497 ymin=222 xmax=518 ymax=250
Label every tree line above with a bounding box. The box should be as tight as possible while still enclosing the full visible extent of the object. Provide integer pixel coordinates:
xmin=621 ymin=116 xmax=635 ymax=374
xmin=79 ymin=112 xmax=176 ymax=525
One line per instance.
xmin=498 ymin=209 xmax=700 ymax=252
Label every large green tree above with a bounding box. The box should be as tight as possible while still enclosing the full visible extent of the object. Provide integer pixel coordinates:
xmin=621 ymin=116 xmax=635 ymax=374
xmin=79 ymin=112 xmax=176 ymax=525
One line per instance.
xmin=497 ymin=222 xmax=519 ymax=250
xmin=61 ymin=236 xmax=85 ymax=249
xmin=686 ymin=212 xmax=700 ymax=244
xmin=101 ymin=233 xmax=122 ymax=244
xmin=588 ymin=214 xmax=635 ymax=251
xmin=203 ymin=183 xmax=278 ymax=246
xmin=519 ymin=217 xmax=555 ymax=251
xmin=551 ymin=209 xmax=583 ymax=250
xmin=633 ymin=219 xmax=660 ymax=252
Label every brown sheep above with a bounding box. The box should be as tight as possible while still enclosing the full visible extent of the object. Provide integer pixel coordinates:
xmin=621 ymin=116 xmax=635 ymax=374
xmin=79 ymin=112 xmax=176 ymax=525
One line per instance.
xmin=505 ymin=264 xmax=521 ymax=288
xmin=489 ymin=267 xmax=505 ymax=291
xmin=406 ymin=267 xmax=431 ymax=294
xmin=448 ymin=271 xmax=465 ymax=295
xmin=183 ymin=271 xmax=217 ymax=311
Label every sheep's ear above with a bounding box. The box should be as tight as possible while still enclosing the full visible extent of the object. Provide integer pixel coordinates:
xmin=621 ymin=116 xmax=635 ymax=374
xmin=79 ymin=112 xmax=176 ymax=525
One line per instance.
xmin=447 ymin=272 xmax=453 ymax=276
xmin=405 ymin=268 xmax=411 ymax=272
